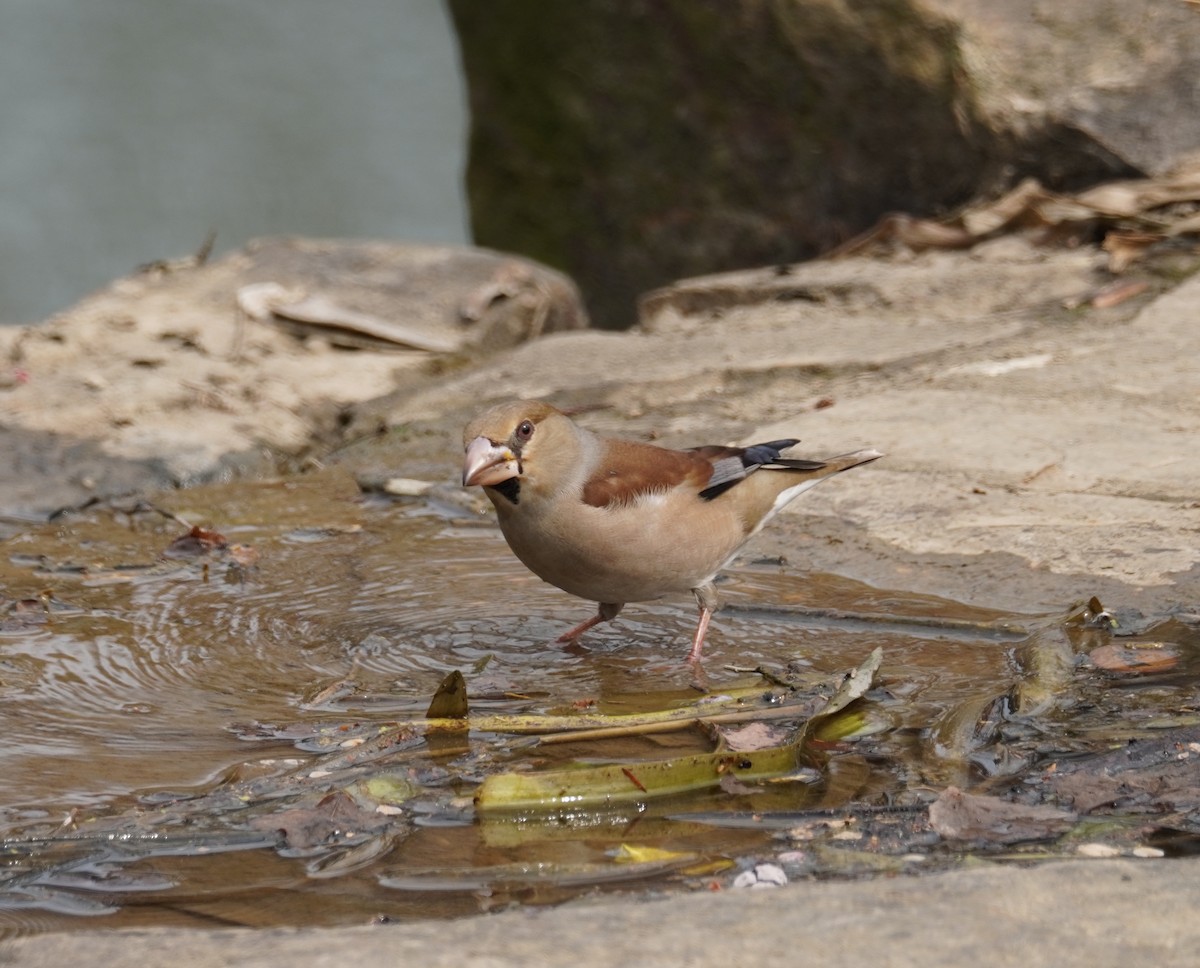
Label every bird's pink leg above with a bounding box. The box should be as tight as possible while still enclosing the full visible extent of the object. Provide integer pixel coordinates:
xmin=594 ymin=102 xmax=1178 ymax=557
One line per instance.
xmin=557 ymin=613 xmax=605 ymax=643
xmin=686 ymin=583 xmax=721 ymax=663
xmin=685 ymin=606 xmax=713 ymax=663
xmin=557 ymin=602 xmax=623 ymax=643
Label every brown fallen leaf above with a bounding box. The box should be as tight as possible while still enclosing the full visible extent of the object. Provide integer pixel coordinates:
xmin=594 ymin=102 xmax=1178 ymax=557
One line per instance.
xmin=1089 ymin=642 xmax=1180 ymax=675
xmin=829 ymin=160 xmax=1200 ymax=264
xmin=249 ymin=790 xmax=391 ymax=849
xmin=828 ymin=213 xmax=975 ymax=257
xmin=929 ymin=786 xmax=1076 ymax=844
xmin=1045 ymin=725 xmax=1200 ymax=814
xmin=425 ymin=670 xmax=469 ymax=720
xmin=1076 ymin=165 xmax=1200 ymax=217
xmin=959 ymin=177 xmax=1053 ymax=236
xmin=227 ymin=543 xmax=260 ymax=570
xmin=1102 ymin=231 xmax=1161 ymax=273
xmin=1090 ymin=279 xmax=1150 ymax=309
xmin=1048 ymin=773 xmax=1127 ymax=815
xmin=162 ymin=525 xmax=228 ymax=559
xmin=717 ymin=721 xmax=794 ymax=753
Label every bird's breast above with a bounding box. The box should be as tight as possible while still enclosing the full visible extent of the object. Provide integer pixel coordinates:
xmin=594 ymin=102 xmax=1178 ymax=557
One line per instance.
xmin=495 ymin=488 xmax=748 ymax=604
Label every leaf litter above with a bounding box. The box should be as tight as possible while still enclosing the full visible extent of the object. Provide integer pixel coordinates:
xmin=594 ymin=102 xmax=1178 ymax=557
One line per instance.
xmin=831 ymin=159 xmax=1200 ymax=282
xmin=1 ymin=505 xmax=1197 ymax=926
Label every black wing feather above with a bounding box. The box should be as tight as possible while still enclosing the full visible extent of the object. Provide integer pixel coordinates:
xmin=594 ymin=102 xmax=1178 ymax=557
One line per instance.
xmin=695 ymin=438 xmax=825 ymax=501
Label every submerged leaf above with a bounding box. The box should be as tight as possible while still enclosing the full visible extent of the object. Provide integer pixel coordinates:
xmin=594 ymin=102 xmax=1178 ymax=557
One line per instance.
xmin=612 ymin=844 xmax=694 ymax=864
xmin=249 ymin=790 xmax=392 ymax=849
xmin=1044 ymin=724 xmax=1200 ymax=814
xmin=162 ymin=525 xmax=228 ymax=559
xmin=476 ymin=743 xmax=803 ymax=812
xmin=1089 ymin=642 xmax=1179 ymax=675
xmin=379 ymin=855 xmax=694 ymax=893
xmin=718 ymin=722 xmax=793 ymax=752
xmin=476 ymin=649 xmax=883 ymax=813
xmin=305 ymin=832 xmax=403 ymax=879
xmin=355 ymin=773 xmax=421 ymax=806
xmin=798 ymin=647 xmax=882 ymax=743
xmin=929 ymin=786 xmax=1076 ymax=844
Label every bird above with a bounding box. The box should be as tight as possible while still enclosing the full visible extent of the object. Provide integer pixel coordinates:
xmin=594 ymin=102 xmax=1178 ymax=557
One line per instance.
xmin=462 ymin=400 xmax=882 ymax=662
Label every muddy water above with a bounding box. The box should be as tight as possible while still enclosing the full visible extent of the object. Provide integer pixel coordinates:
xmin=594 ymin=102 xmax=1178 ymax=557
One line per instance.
xmin=0 ymin=470 xmax=1195 ymax=935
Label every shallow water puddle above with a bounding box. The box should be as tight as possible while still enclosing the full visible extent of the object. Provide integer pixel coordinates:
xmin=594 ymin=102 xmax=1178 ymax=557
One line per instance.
xmin=0 ymin=469 xmax=1196 ymax=935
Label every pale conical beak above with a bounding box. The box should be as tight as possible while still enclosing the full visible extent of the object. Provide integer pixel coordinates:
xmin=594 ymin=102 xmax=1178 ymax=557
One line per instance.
xmin=462 ymin=436 xmax=519 ymax=487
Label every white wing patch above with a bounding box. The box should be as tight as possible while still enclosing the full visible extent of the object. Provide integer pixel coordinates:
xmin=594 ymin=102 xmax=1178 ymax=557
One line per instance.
xmin=632 ymin=490 xmax=670 ymax=510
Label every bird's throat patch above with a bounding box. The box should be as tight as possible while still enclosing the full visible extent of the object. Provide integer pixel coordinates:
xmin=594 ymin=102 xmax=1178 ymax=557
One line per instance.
xmin=490 ymin=478 xmax=520 ymax=505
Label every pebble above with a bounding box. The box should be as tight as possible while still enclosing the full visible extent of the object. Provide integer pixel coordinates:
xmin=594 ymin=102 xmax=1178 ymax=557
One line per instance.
xmin=1076 ymin=843 xmax=1122 ymax=858
xmin=382 ymin=477 xmax=435 ymax=497
xmin=732 ymin=863 xmax=788 ymax=889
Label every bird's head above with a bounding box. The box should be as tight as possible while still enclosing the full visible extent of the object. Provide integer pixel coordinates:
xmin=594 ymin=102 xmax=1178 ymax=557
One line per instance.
xmin=462 ymin=401 xmax=572 ymax=502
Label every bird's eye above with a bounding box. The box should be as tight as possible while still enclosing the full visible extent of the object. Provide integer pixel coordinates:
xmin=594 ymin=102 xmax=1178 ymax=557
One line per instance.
xmin=516 ymin=420 xmax=535 ymax=442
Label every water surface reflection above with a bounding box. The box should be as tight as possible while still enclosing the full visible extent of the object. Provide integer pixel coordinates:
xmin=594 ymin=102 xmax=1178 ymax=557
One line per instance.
xmin=0 ymin=470 xmax=1195 ymax=935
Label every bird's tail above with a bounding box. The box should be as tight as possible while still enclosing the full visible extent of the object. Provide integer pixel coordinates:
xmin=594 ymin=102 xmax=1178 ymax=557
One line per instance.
xmin=770 ymin=447 xmax=884 ymax=504
xmin=800 ymin=448 xmax=884 ymax=475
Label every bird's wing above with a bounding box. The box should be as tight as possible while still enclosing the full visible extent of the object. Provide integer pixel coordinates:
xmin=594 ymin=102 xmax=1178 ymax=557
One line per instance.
xmin=579 ymin=437 xmax=825 ymax=508
xmin=692 ymin=439 xmax=825 ymax=500
xmin=580 ymin=439 xmax=717 ymax=509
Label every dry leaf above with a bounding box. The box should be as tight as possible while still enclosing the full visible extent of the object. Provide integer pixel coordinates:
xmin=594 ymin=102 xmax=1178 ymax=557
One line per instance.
xmin=929 ymin=786 xmax=1076 ymax=844
xmin=163 ymin=525 xmax=228 ymax=559
xmin=718 ymin=722 xmax=794 ymax=752
xmin=249 ymin=790 xmax=391 ymax=849
xmin=1089 ymin=643 xmax=1179 ymax=675
xmin=1091 ymin=279 xmax=1150 ymax=309
xmin=1102 ymin=231 xmax=1160 ymax=273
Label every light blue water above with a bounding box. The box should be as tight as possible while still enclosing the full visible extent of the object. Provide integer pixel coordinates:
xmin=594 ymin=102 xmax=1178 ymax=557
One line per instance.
xmin=0 ymin=0 xmax=469 ymax=324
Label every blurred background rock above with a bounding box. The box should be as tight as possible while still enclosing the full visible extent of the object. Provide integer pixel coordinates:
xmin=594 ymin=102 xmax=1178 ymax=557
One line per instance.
xmin=449 ymin=0 xmax=1200 ymax=327
xmin=2 ymin=0 xmax=1197 ymax=328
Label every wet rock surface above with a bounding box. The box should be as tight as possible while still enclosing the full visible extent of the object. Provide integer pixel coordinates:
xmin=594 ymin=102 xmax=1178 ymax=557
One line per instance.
xmin=1 ymin=231 xmax=1198 ymax=965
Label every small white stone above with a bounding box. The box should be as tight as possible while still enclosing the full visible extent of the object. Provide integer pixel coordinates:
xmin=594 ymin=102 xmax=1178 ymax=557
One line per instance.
xmin=1076 ymin=843 xmax=1122 ymax=858
xmin=383 ymin=477 xmax=434 ymax=497
xmin=753 ymin=863 xmax=788 ymax=887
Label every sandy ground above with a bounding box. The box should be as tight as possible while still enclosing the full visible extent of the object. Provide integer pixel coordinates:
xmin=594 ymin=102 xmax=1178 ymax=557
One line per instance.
xmin=1 ymin=235 xmax=1198 ymax=965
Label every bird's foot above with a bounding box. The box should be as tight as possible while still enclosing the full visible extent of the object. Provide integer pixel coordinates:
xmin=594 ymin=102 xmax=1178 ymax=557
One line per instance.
xmin=684 ymin=607 xmax=714 ymax=663
xmin=557 ymin=603 xmax=622 ymax=644
xmin=556 ymin=613 xmax=605 ymax=644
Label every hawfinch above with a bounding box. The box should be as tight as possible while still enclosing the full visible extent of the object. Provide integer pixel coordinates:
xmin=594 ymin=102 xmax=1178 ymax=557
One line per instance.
xmin=462 ymin=401 xmax=882 ymax=662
